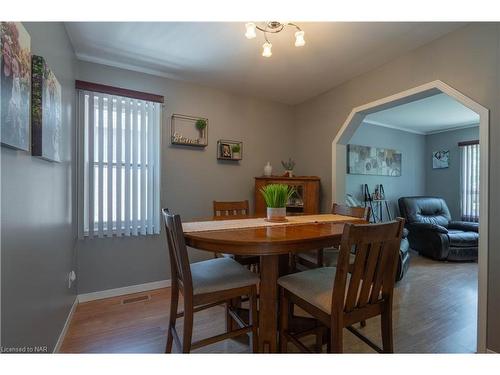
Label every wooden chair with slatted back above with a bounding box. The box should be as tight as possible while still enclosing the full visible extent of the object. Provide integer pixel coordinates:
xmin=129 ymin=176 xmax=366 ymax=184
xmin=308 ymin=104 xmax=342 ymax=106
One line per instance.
xmin=213 ymin=200 xmax=260 ymax=268
xmin=162 ymin=208 xmax=259 ymax=353
xmin=294 ymin=203 xmax=371 ymax=269
xmin=279 ymin=218 xmax=405 ymax=353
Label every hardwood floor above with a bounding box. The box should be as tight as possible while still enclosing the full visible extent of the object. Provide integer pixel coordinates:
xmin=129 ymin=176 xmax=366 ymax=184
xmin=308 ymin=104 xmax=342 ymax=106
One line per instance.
xmin=60 ymin=252 xmax=477 ymax=353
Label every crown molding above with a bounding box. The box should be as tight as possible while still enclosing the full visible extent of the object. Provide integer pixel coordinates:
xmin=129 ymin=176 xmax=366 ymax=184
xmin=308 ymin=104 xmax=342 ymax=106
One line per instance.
xmin=363 ymin=118 xmax=479 ymax=135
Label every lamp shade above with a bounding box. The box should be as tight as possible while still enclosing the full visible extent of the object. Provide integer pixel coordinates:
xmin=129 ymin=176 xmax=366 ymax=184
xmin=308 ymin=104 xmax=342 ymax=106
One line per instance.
xmin=245 ymin=23 xmax=257 ymax=39
xmin=295 ymin=30 xmax=305 ymax=47
xmin=262 ymin=42 xmax=272 ymax=57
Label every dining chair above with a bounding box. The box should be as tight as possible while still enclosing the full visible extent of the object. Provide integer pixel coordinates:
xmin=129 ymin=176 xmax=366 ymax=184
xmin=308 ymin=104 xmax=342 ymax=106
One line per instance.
xmin=162 ymin=208 xmax=259 ymax=353
xmin=294 ymin=204 xmax=371 ymax=270
xmin=279 ymin=218 xmax=405 ymax=353
xmin=213 ymin=200 xmax=260 ymax=269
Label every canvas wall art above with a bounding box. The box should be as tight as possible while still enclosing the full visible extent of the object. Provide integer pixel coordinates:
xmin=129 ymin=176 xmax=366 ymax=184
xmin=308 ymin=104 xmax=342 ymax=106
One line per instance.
xmin=432 ymin=150 xmax=449 ymax=169
xmin=31 ymin=55 xmax=62 ymax=162
xmin=347 ymin=144 xmax=402 ymax=177
xmin=1 ymin=22 xmax=31 ymax=151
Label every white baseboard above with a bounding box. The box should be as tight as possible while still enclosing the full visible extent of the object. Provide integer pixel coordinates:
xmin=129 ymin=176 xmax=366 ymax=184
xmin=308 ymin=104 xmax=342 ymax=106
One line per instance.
xmin=77 ymin=279 xmax=171 ymax=303
xmin=487 ymin=349 xmax=498 ymax=354
xmin=53 ymin=297 xmax=78 ymax=353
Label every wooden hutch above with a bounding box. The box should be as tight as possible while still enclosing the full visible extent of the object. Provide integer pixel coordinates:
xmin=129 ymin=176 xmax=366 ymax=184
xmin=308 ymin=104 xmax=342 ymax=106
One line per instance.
xmin=254 ymin=176 xmax=321 ymax=216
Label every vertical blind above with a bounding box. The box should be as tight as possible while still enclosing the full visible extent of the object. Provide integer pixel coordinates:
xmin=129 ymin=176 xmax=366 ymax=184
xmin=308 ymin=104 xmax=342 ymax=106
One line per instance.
xmin=459 ymin=142 xmax=480 ymax=222
xmin=77 ymin=90 xmax=161 ymax=238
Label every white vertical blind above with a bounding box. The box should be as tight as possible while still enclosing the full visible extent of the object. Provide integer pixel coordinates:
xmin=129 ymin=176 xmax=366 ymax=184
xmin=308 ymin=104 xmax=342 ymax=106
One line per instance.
xmin=77 ymin=90 xmax=161 ymax=238
xmin=460 ymin=142 xmax=480 ymax=222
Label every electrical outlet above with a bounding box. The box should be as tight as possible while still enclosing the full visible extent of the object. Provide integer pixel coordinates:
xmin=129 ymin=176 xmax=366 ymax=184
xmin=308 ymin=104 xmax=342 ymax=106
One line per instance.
xmin=68 ymin=270 xmax=76 ymax=288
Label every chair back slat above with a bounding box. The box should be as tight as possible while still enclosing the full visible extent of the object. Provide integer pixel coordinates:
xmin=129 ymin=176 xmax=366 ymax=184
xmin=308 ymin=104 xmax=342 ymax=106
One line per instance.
xmin=356 ymin=241 xmax=382 ymax=308
xmin=162 ymin=209 xmax=193 ymax=294
xmin=332 ymin=218 xmax=404 ymax=315
xmin=332 ymin=203 xmax=371 ymax=221
xmin=213 ymin=200 xmax=250 ymax=217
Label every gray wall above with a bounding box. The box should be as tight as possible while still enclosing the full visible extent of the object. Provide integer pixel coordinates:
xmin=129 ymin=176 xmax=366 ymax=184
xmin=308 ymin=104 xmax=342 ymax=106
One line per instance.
xmin=1 ymin=22 xmax=77 ymax=352
xmin=425 ymin=126 xmax=480 ymax=219
xmin=346 ymin=123 xmax=426 ymax=219
xmin=293 ymin=23 xmax=500 ymax=351
xmin=76 ymin=61 xmax=295 ymax=294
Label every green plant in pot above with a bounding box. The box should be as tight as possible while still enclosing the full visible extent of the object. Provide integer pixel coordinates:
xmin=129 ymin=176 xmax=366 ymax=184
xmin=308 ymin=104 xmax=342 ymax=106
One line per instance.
xmin=231 ymin=144 xmax=241 ymax=159
xmin=195 ymin=119 xmax=207 ymax=138
xmin=260 ymin=184 xmax=294 ymax=222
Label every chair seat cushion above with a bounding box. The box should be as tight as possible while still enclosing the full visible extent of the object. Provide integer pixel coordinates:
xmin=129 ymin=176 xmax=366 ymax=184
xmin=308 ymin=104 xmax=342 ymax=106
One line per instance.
xmin=278 ymin=267 xmax=341 ymax=313
xmin=448 ymin=230 xmax=479 ymax=248
xmin=191 ymin=257 xmax=259 ymax=295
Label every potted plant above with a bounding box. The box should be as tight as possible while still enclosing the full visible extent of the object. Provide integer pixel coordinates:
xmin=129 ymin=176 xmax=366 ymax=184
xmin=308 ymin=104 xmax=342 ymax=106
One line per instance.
xmin=195 ymin=119 xmax=207 ymax=139
xmin=231 ymin=144 xmax=241 ymax=159
xmin=260 ymin=184 xmax=294 ymax=222
xmin=281 ymin=157 xmax=296 ymax=177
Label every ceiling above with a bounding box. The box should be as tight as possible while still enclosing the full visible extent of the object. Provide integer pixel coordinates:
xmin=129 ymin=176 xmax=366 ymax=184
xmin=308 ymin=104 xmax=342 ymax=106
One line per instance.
xmin=65 ymin=22 xmax=466 ymax=105
xmin=363 ymin=93 xmax=480 ymax=134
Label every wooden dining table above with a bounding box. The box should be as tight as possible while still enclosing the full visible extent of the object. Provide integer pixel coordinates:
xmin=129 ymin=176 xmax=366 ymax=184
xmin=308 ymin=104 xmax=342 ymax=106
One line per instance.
xmin=182 ymin=214 xmax=365 ymax=353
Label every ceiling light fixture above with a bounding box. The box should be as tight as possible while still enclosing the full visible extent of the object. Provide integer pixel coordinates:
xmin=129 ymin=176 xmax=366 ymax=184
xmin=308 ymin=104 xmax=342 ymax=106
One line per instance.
xmin=244 ymin=21 xmax=305 ymax=58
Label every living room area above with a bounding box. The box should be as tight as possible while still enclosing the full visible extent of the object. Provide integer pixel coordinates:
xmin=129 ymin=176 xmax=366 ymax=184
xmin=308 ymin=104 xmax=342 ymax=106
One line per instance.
xmin=338 ymin=89 xmax=482 ymax=353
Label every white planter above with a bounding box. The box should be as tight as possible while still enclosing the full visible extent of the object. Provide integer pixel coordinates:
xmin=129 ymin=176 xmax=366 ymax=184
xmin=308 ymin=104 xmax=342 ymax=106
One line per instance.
xmin=267 ymin=207 xmax=287 ymax=222
xmin=233 ymin=152 xmax=241 ymax=159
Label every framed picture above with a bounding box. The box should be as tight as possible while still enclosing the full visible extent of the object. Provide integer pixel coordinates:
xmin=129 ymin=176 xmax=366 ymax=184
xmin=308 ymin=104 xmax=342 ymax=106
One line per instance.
xmin=347 ymin=144 xmax=401 ymax=177
xmin=1 ymin=22 xmax=31 ymax=151
xmin=432 ymin=150 xmax=449 ymax=169
xmin=31 ymin=55 xmax=62 ymax=162
xmin=217 ymin=140 xmax=242 ymax=161
xmin=170 ymin=114 xmax=208 ymax=147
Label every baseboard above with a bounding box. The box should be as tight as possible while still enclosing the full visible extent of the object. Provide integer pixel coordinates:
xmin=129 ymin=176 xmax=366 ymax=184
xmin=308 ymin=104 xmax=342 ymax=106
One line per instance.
xmin=77 ymin=279 xmax=171 ymax=303
xmin=53 ymin=297 xmax=78 ymax=353
xmin=487 ymin=349 xmax=498 ymax=354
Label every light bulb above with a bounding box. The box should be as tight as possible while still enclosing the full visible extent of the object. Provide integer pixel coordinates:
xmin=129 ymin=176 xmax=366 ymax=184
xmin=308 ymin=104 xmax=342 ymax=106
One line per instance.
xmin=262 ymin=42 xmax=272 ymax=57
xmin=245 ymin=23 xmax=257 ymax=39
xmin=295 ymin=30 xmax=305 ymax=47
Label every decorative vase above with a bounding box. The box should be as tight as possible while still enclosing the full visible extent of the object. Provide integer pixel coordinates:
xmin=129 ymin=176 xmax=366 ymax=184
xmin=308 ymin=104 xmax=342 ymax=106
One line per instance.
xmin=264 ymin=162 xmax=273 ymax=176
xmin=266 ymin=207 xmax=287 ymax=222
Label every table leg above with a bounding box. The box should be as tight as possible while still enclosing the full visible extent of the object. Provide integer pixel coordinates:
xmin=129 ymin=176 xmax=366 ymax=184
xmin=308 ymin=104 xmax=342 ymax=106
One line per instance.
xmin=258 ymin=254 xmax=289 ymax=353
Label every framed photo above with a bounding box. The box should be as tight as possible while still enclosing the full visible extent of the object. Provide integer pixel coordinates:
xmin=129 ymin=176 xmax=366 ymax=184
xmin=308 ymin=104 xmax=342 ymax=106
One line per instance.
xmin=31 ymin=55 xmax=62 ymax=162
xmin=217 ymin=140 xmax=242 ymax=161
xmin=432 ymin=150 xmax=449 ymax=169
xmin=220 ymin=142 xmax=232 ymax=159
xmin=1 ymin=22 xmax=31 ymax=151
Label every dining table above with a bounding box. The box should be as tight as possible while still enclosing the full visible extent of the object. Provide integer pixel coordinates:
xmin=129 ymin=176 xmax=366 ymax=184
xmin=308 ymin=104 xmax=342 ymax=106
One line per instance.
xmin=182 ymin=213 xmax=365 ymax=353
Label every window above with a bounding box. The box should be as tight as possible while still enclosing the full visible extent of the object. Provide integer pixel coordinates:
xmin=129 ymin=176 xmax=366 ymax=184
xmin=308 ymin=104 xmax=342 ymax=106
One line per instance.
xmin=459 ymin=141 xmax=480 ymax=222
xmin=77 ymin=88 xmax=162 ymax=238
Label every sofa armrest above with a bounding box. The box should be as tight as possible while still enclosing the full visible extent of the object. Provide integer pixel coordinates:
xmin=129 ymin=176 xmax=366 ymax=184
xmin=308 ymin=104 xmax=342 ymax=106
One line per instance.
xmin=448 ymin=221 xmax=479 ymax=232
xmin=408 ymin=222 xmax=448 ymax=234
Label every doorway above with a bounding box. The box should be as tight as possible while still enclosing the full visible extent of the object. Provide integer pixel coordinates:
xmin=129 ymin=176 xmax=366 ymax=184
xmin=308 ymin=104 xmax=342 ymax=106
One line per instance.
xmin=331 ymin=80 xmax=489 ymax=353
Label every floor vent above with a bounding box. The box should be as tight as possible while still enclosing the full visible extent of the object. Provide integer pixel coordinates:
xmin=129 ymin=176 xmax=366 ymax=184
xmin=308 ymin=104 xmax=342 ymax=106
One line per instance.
xmin=121 ymin=295 xmax=151 ymax=305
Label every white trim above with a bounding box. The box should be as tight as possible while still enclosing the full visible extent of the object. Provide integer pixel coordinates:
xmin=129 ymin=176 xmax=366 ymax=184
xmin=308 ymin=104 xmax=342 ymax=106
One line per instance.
xmin=487 ymin=349 xmax=498 ymax=354
xmin=77 ymin=279 xmax=171 ymax=303
xmin=332 ymin=80 xmax=489 ymax=353
xmin=53 ymin=297 xmax=78 ymax=353
xmin=363 ymin=118 xmax=480 ymax=135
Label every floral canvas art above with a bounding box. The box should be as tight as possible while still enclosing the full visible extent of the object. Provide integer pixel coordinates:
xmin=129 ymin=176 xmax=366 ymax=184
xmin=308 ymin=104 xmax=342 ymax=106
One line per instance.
xmin=0 ymin=22 xmax=31 ymax=151
xmin=31 ymin=55 xmax=62 ymax=162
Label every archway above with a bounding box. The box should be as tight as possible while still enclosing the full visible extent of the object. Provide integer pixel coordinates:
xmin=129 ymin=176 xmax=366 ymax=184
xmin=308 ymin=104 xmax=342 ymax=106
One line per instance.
xmin=331 ymin=80 xmax=489 ymax=353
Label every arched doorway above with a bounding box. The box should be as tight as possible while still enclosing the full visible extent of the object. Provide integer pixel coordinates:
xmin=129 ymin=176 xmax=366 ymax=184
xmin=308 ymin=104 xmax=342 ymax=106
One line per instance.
xmin=331 ymin=80 xmax=489 ymax=353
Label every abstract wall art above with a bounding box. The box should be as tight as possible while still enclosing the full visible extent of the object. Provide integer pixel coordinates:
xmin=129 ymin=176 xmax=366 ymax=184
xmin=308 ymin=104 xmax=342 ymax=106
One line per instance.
xmin=347 ymin=144 xmax=402 ymax=177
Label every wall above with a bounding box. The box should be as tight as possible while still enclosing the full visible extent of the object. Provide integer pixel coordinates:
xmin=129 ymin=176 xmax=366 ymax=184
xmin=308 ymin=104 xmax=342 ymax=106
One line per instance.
xmin=425 ymin=126 xmax=480 ymax=219
xmin=293 ymin=23 xmax=500 ymax=351
xmin=76 ymin=61 xmax=295 ymax=293
xmin=346 ymin=123 xmax=426 ymax=219
xmin=1 ymin=22 xmax=76 ymax=352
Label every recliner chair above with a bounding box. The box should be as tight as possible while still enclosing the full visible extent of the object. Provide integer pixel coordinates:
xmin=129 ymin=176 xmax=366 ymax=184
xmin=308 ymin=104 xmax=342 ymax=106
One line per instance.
xmin=398 ymin=196 xmax=478 ymax=261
